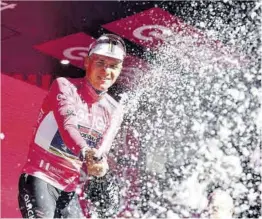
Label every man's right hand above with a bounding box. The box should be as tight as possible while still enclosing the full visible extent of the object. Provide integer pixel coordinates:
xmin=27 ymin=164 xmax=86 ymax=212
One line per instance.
xmin=85 ymin=148 xmax=109 ymax=177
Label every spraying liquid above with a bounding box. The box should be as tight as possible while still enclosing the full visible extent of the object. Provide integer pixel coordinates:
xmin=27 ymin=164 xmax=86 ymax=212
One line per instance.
xmin=117 ymin=27 xmax=261 ymax=218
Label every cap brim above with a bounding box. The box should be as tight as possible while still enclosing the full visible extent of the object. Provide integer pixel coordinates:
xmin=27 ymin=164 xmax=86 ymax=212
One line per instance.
xmin=89 ymin=43 xmax=125 ymax=61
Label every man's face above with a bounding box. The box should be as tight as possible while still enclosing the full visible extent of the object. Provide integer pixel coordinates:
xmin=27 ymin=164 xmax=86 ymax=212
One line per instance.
xmin=85 ymin=54 xmax=123 ymax=91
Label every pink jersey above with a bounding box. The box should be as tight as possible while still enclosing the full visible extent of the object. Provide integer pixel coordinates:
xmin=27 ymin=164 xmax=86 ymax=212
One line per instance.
xmin=22 ymin=77 xmax=123 ymax=192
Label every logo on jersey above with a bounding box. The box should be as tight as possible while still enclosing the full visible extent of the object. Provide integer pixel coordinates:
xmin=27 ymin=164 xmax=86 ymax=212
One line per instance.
xmin=76 ymin=108 xmax=107 ymax=131
xmin=78 ymin=125 xmax=102 ymax=148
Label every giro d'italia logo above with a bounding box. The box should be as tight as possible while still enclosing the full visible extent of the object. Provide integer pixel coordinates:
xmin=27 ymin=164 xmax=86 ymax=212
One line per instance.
xmin=34 ymin=6 xmax=244 ymax=86
xmin=34 ymin=7 xmax=184 ymax=87
xmin=34 ymin=7 xmax=181 ymax=69
xmin=102 ymin=7 xmax=186 ymax=48
xmin=34 ymin=32 xmax=96 ymax=69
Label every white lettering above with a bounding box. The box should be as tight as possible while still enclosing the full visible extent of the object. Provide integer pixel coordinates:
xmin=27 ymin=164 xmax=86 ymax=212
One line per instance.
xmin=133 ymin=25 xmax=172 ymax=42
xmin=63 ymin=47 xmax=89 ymax=60
xmin=76 ymin=109 xmax=106 ymax=131
xmin=39 ymin=160 xmax=44 ymax=168
xmin=24 ymin=194 xmax=29 ymax=201
xmin=26 ymin=202 xmax=33 ymax=209
xmin=56 ymin=93 xmax=67 ymax=101
xmin=28 ymin=212 xmax=35 ymax=219
xmin=45 ymin=162 xmax=50 ymax=170
xmin=24 ymin=194 xmax=35 ymax=218
xmin=77 ymin=109 xmax=86 ymax=121
xmin=39 ymin=160 xmax=50 ymax=170
xmin=49 ymin=166 xmax=65 ymax=175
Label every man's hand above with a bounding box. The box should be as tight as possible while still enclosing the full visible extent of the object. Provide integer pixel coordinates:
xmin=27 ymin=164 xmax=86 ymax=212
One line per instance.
xmin=85 ymin=148 xmax=109 ymax=177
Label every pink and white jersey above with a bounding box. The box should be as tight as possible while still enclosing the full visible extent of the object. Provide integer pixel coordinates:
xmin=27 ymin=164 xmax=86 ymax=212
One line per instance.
xmin=22 ymin=77 xmax=123 ymax=192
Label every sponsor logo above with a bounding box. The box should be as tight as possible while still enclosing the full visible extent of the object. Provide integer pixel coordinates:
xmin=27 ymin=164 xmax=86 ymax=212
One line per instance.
xmin=102 ymin=7 xmax=179 ymax=48
xmin=63 ymin=46 xmax=89 ymax=61
xmin=133 ymin=24 xmax=173 ymax=42
xmin=39 ymin=160 xmax=50 ymax=170
xmin=34 ymin=6 xmax=247 ymax=89
xmin=39 ymin=160 xmax=65 ymax=175
xmin=35 ymin=33 xmax=147 ymax=73
xmin=49 ymin=165 xmax=65 ymax=175
xmin=78 ymin=125 xmax=102 ymax=139
xmin=78 ymin=125 xmax=102 ymax=147
xmin=76 ymin=108 xmax=106 ymax=131
xmin=24 ymin=194 xmax=35 ymax=218
xmin=56 ymin=93 xmax=67 ymax=101
xmin=102 ymin=7 xmax=247 ymax=66
xmin=34 ymin=33 xmax=148 ymax=88
xmin=34 ymin=32 xmax=95 ymax=69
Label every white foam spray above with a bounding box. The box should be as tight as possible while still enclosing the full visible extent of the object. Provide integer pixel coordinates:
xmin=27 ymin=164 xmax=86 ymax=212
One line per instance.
xmin=117 ymin=22 xmax=260 ymax=218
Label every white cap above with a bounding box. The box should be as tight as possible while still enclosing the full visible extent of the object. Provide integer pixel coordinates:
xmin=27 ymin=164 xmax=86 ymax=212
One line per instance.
xmin=89 ymin=34 xmax=126 ymax=61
